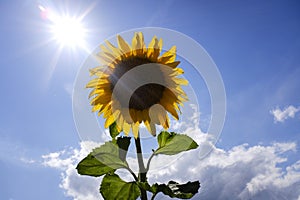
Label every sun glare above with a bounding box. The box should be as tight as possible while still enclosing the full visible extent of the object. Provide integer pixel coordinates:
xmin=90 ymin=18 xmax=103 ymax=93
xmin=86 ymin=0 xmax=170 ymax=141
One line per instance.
xmin=39 ymin=5 xmax=87 ymax=48
xmin=51 ymin=16 xmax=86 ymax=47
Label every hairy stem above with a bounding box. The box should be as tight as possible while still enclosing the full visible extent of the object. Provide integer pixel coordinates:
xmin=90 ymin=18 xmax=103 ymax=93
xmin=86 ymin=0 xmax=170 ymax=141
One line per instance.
xmin=135 ymin=136 xmax=148 ymax=200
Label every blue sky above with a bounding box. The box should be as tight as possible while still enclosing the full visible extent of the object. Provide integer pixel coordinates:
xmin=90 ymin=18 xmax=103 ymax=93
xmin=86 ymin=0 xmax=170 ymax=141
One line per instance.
xmin=1 ymin=0 xmax=300 ymax=199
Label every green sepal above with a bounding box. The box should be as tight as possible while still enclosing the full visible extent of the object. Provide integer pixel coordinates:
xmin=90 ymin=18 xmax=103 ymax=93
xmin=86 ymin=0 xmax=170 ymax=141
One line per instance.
xmin=109 ymin=122 xmax=121 ymax=141
xmin=116 ymin=136 xmax=131 ymax=161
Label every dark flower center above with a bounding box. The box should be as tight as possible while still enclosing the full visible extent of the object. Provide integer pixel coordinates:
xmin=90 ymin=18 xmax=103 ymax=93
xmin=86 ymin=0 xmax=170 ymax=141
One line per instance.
xmin=109 ymin=56 xmax=165 ymax=110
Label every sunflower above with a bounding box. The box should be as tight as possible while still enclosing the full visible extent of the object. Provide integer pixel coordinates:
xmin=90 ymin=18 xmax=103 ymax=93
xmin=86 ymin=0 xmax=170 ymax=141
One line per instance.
xmin=86 ymin=32 xmax=188 ymax=138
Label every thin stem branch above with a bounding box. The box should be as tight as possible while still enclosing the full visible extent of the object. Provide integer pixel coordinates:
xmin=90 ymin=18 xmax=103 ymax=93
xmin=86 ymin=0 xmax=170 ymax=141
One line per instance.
xmin=135 ymin=136 xmax=148 ymax=200
xmin=125 ymin=163 xmax=138 ymax=182
xmin=146 ymin=151 xmax=156 ymax=172
xmin=151 ymin=193 xmax=157 ymax=200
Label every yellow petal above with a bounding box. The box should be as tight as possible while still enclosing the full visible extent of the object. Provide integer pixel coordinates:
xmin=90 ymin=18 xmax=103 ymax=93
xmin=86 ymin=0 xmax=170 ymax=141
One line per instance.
xmin=148 ymin=105 xmax=162 ymax=124
xmin=158 ymin=55 xmax=173 ymax=63
xmin=89 ymin=66 xmax=105 ymax=76
xmin=97 ymin=103 xmax=110 ymax=116
xmin=158 ymin=111 xmax=168 ymax=129
xmin=86 ymin=78 xmax=100 ymax=88
xmin=97 ymin=54 xmax=115 ymax=65
xmin=120 ymin=108 xmax=133 ymax=124
xmin=174 ymin=78 xmax=189 ymax=85
xmin=116 ymin=124 xmax=122 ymax=132
xmin=166 ymin=61 xmax=180 ymax=68
xmin=147 ymin=36 xmax=161 ymax=60
xmin=173 ymin=102 xmax=181 ymax=113
xmin=131 ymin=33 xmax=138 ymax=56
xmin=148 ymin=35 xmax=157 ymax=49
xmin=138 ymin=32 xmax=146 ymax=53
xmin=116 ymin=114 xmax=124 ymax=131
xmin=173 ymin=86 xmax=185 ymax=95
xmin=85 ymin=73 xmax=110 ymax=88
xmin=160 ymin=46 xmax=176 ymax=63
xmin=165 ymin=104 xmax=179 ymax=120
xmin=132 ymin=122 xmax=140 ymax=138
xmin=135 ymin=32 xmax=143 ymax=55
xmin=145 ymin=122 xmax=156 ymax=136
xmin=106 ymin=40 xmax=123 ymax=58
xmin=100 ymin=44 xmax=112 ymax=55
xmin=112 ymin=109 xmax=120 ymax=121
xmin=175 ymin=67 xmax=184 ymax=75
xmin=92 ymin=104 xmax=102 ymax=112
xmin=91 ymin=82 xmax=111 ymax=91
xmin=88 ymin=89 xmax=102 ymax=98
xmin=181 ymin=91 xmax=188 ymax=99
xmin=153 ymin=38 xmax=162 ymax=59
xmin=90 ymin=94 xmax=111 ymax=105
xmin=98 ymin=51 xmax=118 ymax=63
xmin=104 ymin=113 xmax=116 ymax=128
xmin=104 ymin=106 xmax=113 ymax=118
xmin=161 ymin=100 xmax=179 ymax=120
xmin=123 ymin=121 xmax=131 ymax=135
xmin=178 ymin=95 xmax=188 ymax=102
xmin=165 ymin=114 xmax=170 ymax=129
xmin=100 ymin=103 xmax=111 ymax=114
xmin=117 ymin=35 xmax=131 ymax=54
xmin=147 ymin=36 xmax=155 ymax=58
xmin=177 ymin=100 xmax=184 ymax=107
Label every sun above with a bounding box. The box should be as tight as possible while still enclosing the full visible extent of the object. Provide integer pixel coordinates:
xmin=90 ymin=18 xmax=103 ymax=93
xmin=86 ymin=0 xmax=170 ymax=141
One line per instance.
xmin=39 ymin=5 xmax=87 ymax=48
xmin=51 ymin=16 xmax=86 ymax=47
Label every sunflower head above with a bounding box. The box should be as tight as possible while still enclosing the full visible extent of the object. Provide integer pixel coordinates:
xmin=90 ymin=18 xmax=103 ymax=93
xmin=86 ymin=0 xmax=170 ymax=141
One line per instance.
xmin=86 ymin=32 xmax=188 ymax=138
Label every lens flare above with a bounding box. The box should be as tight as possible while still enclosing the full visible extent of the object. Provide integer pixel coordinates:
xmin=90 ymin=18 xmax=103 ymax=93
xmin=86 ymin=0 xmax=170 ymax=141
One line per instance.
xmin=38 ymin=5 xmax=87 ymax=48
xmin=50 ymin=16 xmax=86 ymax=47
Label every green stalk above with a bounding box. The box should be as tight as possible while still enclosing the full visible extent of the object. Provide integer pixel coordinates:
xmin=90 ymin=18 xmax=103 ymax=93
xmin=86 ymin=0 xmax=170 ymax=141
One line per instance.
xmin=135 ymin=136 xmax=148 ymax=200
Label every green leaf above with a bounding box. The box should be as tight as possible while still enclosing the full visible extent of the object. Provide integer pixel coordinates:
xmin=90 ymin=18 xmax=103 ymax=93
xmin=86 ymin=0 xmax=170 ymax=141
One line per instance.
xmin=109 ymin=122 xmax=121 ymax=140
xmin=138 ymin=180 xmax=200 ymax=199
xmin=155 ymin=131 xmax=198 ymax=155
xmin=151 ymin=181 xmax=200 ymax=199
xmin=76 ymin=154 xmax=114 ymax=177
xmin=137 ymin=182 xmax=152 ymax=191
xmin=76 ymin=142 xmax=128 ymax=177
xmin=100 ymin=174 xmax=141 ymax=200
xmin=93 ymin=142 xmax=128 ymax=169
xmin=116 ymin=136 xmax=131 ymax=161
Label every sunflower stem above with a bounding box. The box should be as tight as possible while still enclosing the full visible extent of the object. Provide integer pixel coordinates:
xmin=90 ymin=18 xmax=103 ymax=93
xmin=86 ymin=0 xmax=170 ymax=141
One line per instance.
xmin=135 ymin=136 xmax=148 ymax=200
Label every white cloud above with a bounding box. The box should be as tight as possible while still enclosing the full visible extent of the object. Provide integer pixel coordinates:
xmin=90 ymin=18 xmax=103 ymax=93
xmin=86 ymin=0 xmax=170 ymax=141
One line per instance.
xmin=42 ymin=141 xmax=103 ymax=200
xmin=59 ymin=164 xmax=101 ymax=200
xmin=148 ymin=140 xmax=300 ymax=200
xmin=42 ymin=104 xmax=300 ymax=200
xmin=42 ymin=138 xmax=300 ymax=200
xmin=270 ymin=105 xmax=300 ymax=123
